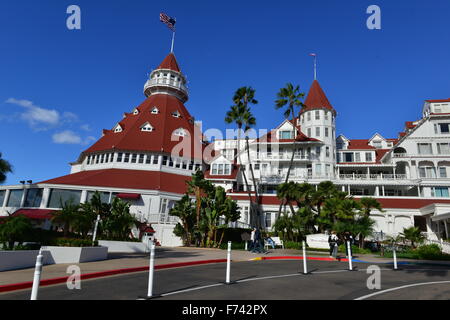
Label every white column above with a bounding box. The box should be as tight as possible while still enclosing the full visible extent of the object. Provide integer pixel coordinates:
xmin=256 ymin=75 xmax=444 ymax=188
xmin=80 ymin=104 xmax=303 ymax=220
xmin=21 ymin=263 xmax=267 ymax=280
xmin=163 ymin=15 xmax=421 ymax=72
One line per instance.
xmin=375 ymin=186 xmax=380 ymax=196
xmin=3 ymin=189 xmax=10 ymax=207
xmin=39 ymin=188 xmax=50 ymax=209
xmin=444 ymin=220 xmax=449 ymax=239
xmin=382 ymin=185 xmax=385 ymax=196
xmin=80 ymin=190 xmax=88 ymax=204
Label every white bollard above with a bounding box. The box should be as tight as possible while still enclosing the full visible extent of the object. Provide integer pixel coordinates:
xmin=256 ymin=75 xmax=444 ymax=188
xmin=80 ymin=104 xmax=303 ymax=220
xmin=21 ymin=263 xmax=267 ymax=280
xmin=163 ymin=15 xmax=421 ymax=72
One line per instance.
xmin=393 ymin=246 xmax=398 ymax=270
xmin=347 ymin=241 xmax=353 ymax=271
xmin=226 ymin=241 xmax=231 ymax=284
xmin=92 ymin=214 xmax=101 ymax=246
xmin=302 ymin=241 xmax=308 ymax=274
xmin=30 ymin=249 xmax=44 ymax=300
xmin=147 ymin=243 xmax=156 ymax=297
xmin=245 ymin=241 xmax=248 ymax=251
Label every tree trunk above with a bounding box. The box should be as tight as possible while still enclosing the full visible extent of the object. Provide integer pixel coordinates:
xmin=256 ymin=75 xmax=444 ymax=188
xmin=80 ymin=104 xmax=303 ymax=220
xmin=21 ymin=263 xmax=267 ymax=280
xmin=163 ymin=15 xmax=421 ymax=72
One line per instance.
xmin=277 ymin=113 xmax=297 ymax=221
xmin=237 ymin=126 xmax=256 ymax=227
xmin=245 ymin=137 xmax=261 ymax=229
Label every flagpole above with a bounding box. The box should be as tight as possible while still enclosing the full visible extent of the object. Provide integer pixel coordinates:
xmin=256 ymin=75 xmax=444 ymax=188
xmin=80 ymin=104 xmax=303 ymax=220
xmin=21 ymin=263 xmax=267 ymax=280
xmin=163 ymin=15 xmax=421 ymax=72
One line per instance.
xmin=170 ymin=31 xmax=175 ymax=53
xmin=314 ymin=55 xmax=317 ymax=80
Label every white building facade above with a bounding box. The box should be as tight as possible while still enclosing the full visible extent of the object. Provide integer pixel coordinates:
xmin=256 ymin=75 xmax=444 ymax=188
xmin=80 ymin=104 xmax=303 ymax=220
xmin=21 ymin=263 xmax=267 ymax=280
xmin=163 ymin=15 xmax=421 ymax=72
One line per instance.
xmin=1 ymin=53 xmax=449 ymax=245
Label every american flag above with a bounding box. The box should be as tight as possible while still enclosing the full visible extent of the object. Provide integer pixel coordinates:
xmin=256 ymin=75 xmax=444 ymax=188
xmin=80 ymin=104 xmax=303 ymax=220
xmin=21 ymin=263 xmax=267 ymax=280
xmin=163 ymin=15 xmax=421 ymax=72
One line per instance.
xmin=160 ymin=12 xmax=176 ymax=31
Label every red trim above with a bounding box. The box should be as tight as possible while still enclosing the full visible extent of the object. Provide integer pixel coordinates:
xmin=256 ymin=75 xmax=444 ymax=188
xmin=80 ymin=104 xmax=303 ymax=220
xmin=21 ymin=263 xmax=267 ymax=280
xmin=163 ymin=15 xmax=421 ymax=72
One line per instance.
xmin=12 ymin=209 xmax=55 ymax=220
xmin=0 ymin=259 xmax=227 ymax=293
xmin=116 ymin=193 xmax=141 ymax=200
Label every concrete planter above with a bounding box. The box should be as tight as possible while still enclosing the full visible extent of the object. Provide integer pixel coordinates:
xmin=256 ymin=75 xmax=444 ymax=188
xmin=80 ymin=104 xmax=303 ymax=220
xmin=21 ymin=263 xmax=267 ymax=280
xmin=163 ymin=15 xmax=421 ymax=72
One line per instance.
xmin=98 ymin=240 xmax=149 ymax=253
xmin=0 ymin=250 xmax=53 ymax=272
xmin=40 ymin=246 xmax=108 ymax=264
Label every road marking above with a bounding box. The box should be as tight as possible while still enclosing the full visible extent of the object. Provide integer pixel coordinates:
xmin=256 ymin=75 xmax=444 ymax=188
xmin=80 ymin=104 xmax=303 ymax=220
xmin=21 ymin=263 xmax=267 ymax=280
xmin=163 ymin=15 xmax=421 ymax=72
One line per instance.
xmin=355 ymin=280 xmax=450 ymax=300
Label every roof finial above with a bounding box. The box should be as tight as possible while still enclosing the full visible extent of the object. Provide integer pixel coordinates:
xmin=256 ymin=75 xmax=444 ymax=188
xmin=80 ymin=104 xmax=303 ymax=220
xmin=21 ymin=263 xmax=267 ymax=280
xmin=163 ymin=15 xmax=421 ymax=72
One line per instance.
xmin=309 ymin=53 xmax=317 ymax=80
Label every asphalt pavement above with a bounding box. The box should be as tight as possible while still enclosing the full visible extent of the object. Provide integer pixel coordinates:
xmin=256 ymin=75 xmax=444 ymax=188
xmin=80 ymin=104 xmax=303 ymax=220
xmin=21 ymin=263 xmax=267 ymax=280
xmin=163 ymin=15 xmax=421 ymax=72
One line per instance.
xmin=1 ymin=259 xmax=449 ymax=300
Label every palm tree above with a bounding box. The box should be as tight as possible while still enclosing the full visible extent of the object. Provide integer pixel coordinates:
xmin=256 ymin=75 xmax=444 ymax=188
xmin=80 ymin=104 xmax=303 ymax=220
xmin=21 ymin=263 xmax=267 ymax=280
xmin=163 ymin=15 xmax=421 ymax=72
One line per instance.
xmin=51 ymin=200 xmax=80 ymax=237
xmin=225 ymin=87 xmax=260 ymax=228
xmin=105 ymin=197 xmax=137 ymax=240
xmin=275 ymin=84 xmax=305 ymax=220
xmin=0 ymin=215 xmax=32 ymax=250
xmin=357 ymin=197 xmax=383 ymax=247
xmin=276 ymin=182 xmax=299 ymax=215
xmin=275 ymin=84 xmax=305 ymax=182
xmin=186 ymin=170 xmax=214 ymax=230
xmin=169 ymin=194 xmax=195 ymax=246
xmin=0 ymin=152 xmax=13 ymax=184
xmin=400 ymin=226 xmax=425 ymax=248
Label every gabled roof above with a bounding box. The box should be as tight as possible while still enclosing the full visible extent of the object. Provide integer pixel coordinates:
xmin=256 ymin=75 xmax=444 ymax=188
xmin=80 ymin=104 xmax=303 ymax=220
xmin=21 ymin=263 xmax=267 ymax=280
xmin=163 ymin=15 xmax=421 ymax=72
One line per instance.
xmin=39 ymin=169 xmax=191 ymax=195
xmin=302 ymin=80 xmax=335 ymax=114
xmin=82 ymin=94 xmax=204 ymax=160
xmin=156 ymin=53 xmax=181 ymax=72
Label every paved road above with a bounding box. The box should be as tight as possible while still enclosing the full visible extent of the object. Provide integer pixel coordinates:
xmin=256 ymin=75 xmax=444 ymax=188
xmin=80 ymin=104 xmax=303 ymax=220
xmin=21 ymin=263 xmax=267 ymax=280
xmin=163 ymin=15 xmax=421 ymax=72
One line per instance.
xmin=1 ymin=260 xmax=449 ymax=300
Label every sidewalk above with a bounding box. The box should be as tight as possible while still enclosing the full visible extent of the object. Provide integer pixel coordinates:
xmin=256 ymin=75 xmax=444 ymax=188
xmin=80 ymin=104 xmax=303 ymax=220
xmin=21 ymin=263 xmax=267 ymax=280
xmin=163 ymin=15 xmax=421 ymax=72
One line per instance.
xmin=1 ymin=247 xmax=449 ymax=287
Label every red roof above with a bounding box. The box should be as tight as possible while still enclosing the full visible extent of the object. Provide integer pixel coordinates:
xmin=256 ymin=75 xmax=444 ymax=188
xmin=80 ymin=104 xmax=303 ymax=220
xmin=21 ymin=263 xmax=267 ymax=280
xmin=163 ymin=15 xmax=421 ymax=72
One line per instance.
xmin=302 ymin=80 xmax=335 ymax=113
xmin=347 ymin=140 xmax=375 ymax=150
xmin=83 ymin=94 xmax=204 ymax=160
xmin=157 ymin=53 xmax=181 ymax=72
xmin=39 ymin=169 xmax=191 ymax=194
xmin=13 ymin=209 xmax=55 ymax=220
xmin=405 ymin=121 xmax=417 ymax=129
xmin=426 ymin=98 xmax=450 ymax=103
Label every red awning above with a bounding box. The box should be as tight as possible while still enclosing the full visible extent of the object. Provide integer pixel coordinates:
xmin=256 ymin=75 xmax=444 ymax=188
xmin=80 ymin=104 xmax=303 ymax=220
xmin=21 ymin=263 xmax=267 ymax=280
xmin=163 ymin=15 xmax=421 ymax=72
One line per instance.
xmin=12 ymin=209 xmax=55 ymax=220
xmin=116 ymin=193 xmax=141 ymax=200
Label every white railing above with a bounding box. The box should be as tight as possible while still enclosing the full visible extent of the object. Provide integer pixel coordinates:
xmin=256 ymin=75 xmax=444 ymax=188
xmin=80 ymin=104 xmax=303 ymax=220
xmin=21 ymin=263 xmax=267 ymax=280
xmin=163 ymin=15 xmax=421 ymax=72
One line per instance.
xmin=259 ymin=153 xmax=317 ymax=161
xmin=425 ymin=239 xmax=450 ymax=254
xmin=338 ymin=174 xmax=408 ymax=180
xmin=147 ymin=214 xmax=179 ymax=225
xmin=144 ymin=79 xmax=188 ymax=94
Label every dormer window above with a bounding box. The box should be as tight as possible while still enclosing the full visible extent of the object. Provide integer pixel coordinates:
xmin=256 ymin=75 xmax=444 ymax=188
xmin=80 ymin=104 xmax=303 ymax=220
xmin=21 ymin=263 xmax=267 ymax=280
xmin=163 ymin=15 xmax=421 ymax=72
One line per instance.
xmin=151 ymin=107 xmax=159 ymax=114
xmin=133 ymin=108 xmax=139 ymax=115
xmin=172 ymin=110 xmax=181 ymax=118
xmin=141 ymin=122 xmax=154 ymax=132
xmin=114 ymin=124 xmax=123 ymax=133
xmin=173 ymin=128 xmax=187 ymax=137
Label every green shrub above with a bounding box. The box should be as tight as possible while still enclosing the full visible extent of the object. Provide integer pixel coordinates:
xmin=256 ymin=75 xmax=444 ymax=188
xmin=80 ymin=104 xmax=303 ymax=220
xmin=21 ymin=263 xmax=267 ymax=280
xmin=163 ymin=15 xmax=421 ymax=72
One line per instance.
xmin=382 ymin=244 xmax=450 ymax=261
xmin=283 ymin=241 xmax=302 ymax=250
xmin=338 ymin=244 xmax=371 ymax=255
xmin=416 ymin=244 xmax=444 ymax=260
xmin=55 ymin=238 xmax=98 ymax=247
xmin=219 ymin=242 xmax=246 ymax=250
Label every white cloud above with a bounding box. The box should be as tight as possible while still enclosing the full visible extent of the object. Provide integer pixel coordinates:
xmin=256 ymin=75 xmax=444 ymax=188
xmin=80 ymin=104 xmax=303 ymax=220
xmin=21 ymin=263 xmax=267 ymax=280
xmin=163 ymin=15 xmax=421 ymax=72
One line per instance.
xmin=52 ymin=130 xmax=82 ymax=144
xmin=52 ymin=131 xmax=97 ymax=145
xmin=6 ymin=98 xmax=60 ymax=127
xmin=5 ymin=98 xmax=80 ymax=130
xmin=80 ymin=124 xmax=91 ymax=131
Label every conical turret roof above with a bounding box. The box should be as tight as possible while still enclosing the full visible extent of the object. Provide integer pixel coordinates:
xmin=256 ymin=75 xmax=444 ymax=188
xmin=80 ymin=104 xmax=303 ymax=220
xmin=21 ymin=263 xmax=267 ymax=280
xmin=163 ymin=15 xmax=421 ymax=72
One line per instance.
xmin=302 ymin=80 xmax=335 ymax=114
xmin=156 ymin=53 xmax=181 ymax=72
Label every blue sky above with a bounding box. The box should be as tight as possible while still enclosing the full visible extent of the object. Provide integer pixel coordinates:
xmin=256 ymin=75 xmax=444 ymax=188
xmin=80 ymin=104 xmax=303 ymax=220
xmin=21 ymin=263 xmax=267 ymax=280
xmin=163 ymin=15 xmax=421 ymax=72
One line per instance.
xmin=1 ymin=0 xmax=449 ymax=185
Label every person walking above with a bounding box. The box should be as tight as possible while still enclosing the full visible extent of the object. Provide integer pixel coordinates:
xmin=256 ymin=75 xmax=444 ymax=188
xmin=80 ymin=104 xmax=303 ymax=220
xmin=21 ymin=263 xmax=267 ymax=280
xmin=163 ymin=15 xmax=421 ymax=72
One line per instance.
xmin=344 ymin=232 xmax=354 ymax=257
xmin=248 ymin=227 xmax=256 ymax=251
xmin=328 ymin=231 xmax=339 ymax=258
xmin=252 ymin=228 xmax=263 ymax=253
